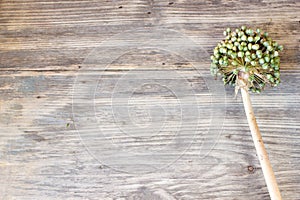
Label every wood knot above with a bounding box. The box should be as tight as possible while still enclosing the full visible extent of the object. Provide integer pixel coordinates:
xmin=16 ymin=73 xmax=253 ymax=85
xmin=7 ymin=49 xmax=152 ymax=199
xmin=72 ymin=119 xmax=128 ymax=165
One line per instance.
xmin=247 ymin=165 xmax=255 ymax=174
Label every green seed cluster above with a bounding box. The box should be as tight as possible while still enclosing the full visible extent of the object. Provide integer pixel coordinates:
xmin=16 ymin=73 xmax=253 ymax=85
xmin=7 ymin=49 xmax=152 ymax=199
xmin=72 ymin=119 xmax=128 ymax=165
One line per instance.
xmin=210 ymin=26 xmax=283 ymax=93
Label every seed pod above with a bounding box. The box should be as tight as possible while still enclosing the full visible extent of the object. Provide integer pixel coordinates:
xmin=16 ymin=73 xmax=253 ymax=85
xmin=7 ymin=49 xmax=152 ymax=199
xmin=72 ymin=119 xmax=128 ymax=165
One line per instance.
xmin=245 ymin=56 xmax=251 ymax=63
xmin=248 ymin=36 xmax=254 ymax=42
xmin=267 ymin=46 xmax=273 ymax=51
xmin=259 ymin=58 xmax=265 ymax=64
xmin=238 ymin=44 xmax=243 ymax=51
xmin=251 ymin=61 xmax=257 ymax=66
xmin=262 ymin=63 xmax=269 ymax=69
xmin=252 ymin=44 xmax=260 ymax=50
xmin=274 ymin=71 xmax=280 ymax=78
xmin=238 ymin=51 xmax=244 ymax=58
xmin=264 ymin=56 xmax=270 ymax=63
xmin=254 ymin=36 xmax=260 ymax=43
xmin=248 ymin=43 xmax=252 ymax=50
xmin=227 ymin=43 xmax=233 ymax=49
xmin=263 ymin=41 xmax=269 ymax=47
xmin=278 ymin=45 xmax=283 ymax=51
xmin=230 ymin=52 xmax=237 ymax=58
xmin=241 ymin=35 xmax=247 ymax=41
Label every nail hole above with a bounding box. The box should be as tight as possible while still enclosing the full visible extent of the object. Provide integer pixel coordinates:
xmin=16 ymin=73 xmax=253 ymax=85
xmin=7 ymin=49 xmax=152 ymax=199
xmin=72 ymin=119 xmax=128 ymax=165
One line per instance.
xmin=118 ymin=6 xmax=123 ymax=9
xmin=247 ymin=165 xmax=255 ymax=173
xmin=78 ymin=66 xmax=81 ymax=69
xmin=36 ymin=96 xmax=41 ymax=99
xmin=147 ymin=11 xmax=151 ymax=14
xmin=169 ymin=2 xmax=174 ymax=5
xmin=162 ymin=63 xmax=165 ymax=65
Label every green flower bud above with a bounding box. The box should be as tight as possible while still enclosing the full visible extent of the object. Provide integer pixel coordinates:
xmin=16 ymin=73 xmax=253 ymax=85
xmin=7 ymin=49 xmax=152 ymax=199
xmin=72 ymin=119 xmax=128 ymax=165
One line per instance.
xmin=219 ymin=59 xmax=223 ymax=65
xmin=256 ymin=28 xmax=261 ymax=33
xmin=251 ymin=61 xmax=257 ymax=66
xmin=238 ymin=45 xmax=243 ymax=51
xmin=267 ymin=46 xmax=273 ymax=51
xmin=246 ymin=29 xmax=254 ymax=36
xmin=264 ymin=56 xmax=270 ymax=63
xmin=234 ymin=41 xmax=240 ymax=46
xmin=223 ymin=31 xmax=227 ymax=36
xmin=264 ymin=32 xmax=268 ymax=37
xmin=256 ymin=50 xmax=262 ymax=56
xmin=251 ymin=53 xmax=256 ymax=59
xmin=241 ymin=26 xmax=246 ymax=30
xmin=241 ymin=35 xmax=247 ymax=41
xmin=243 ymin=46 xmax=248 ymax=51
xmin=273 ymin=51 xmax=279 ymax=57
xmin=238 ymin=51 xmax=244 ymax=58
xmin=245 ymin=51 xmax=251 ymax=56
xmin=259 ymin=58 xmax=265 ymax=64
xmin=230 ymin=52 xmax=237 ymax=58
xmin=226 ymin=28 xmax=231 ymax=33
xmin=248 ymin=43 xmax=252 ymax=50
xmin=226 ymin=43 xmax=233 ymax=49
xmin=262 ymin=63 xmax=269 ymax=69
xmin=278 ymin=45 xmax=283 ymax=51
xmin=241 ymin=42 xmax=247 ymax=46
xmin=252 ymin=44 xmax=260 ymax=50
xmin=254 ymin=36 xmax=260 ymax=42
xmin=266 ymin=74 xmax=272 ymax=80
xmin=263 ymin=41 xmax=269 ymax=47
xmin=274 ymin=71 xmax=280 ymax=78
xmin=219 ymin=47 xmax=227 ymax=54
xmin=245 ymin=56 xmax=251 ymax=63
xmin=214 ymin=49 xmax=219 ymax=55
xmin=248 ymin=36 xmax=254 ymax=42
xmin=223 ymin=60 xmax=229 ymax=66
xmin=232 ymin=46 xmax=237 ymax=52
xmin=231 ymin=37 xmax=237 ymax=42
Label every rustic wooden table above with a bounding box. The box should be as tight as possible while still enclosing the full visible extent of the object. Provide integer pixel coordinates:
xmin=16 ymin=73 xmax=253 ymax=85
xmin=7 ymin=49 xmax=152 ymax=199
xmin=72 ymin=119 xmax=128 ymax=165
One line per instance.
xmin=0 ymin=0 xmax=299 ymax=199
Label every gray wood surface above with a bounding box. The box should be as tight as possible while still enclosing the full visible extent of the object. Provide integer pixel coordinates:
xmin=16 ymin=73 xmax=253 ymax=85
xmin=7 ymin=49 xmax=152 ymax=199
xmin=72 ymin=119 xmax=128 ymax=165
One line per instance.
xmin=0 ymin=0 xmax=299 ymax=199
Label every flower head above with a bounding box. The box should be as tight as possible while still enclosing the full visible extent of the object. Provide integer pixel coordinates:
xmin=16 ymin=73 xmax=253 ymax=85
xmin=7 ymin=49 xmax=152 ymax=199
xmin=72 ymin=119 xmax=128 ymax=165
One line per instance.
xmin=210 ymin=26 xmax=283 ymax=93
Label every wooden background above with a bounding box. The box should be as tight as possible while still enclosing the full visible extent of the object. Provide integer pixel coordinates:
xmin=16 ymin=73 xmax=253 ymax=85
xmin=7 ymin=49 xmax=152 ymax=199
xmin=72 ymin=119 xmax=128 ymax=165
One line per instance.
xmin=0 ymin=0 xmax=299 ymax=199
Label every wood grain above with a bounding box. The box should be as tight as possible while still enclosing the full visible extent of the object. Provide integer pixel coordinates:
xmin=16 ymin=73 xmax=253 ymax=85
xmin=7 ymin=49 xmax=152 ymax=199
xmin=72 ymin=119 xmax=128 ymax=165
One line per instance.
xmin=0 ymin=0 xmax=299 ymax=199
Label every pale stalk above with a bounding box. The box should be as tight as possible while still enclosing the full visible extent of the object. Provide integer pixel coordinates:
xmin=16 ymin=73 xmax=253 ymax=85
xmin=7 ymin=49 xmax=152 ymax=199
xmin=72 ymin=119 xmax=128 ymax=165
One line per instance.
xmin=238 ymin=77 xmax=282 ymax=200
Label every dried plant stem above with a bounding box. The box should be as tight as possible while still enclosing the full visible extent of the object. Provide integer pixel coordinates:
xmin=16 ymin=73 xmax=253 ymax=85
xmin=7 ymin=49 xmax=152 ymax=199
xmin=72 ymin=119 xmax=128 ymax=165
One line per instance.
xmin=239 ymin=78 xmax=282 ymax=200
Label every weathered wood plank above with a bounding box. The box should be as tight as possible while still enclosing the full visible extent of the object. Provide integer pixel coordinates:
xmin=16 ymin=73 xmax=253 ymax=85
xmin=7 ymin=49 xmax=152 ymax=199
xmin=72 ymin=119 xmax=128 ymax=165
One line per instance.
xmin=0 ymin=0 xmax=299 ymax=199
